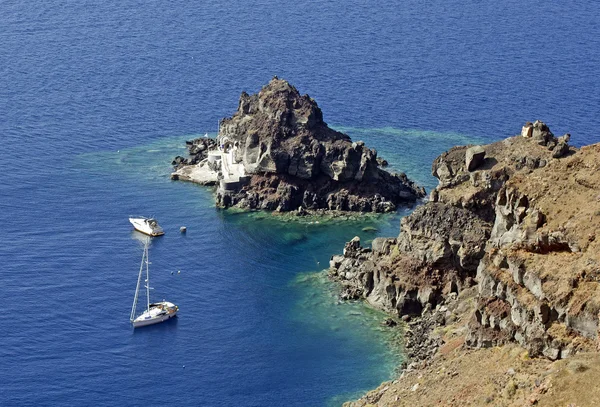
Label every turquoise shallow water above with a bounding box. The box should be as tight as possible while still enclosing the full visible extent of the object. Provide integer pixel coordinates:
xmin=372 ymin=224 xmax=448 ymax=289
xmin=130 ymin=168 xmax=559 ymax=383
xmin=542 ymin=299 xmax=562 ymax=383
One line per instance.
xmin=2 ymin=0 xmax=599 ymax=405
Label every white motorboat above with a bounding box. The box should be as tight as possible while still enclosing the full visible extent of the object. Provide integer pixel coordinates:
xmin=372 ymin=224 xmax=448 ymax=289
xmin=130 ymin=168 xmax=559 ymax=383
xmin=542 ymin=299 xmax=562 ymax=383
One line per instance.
xmin=130 ymin=240 xmax=178 ymax=328
xmin=129 ymin=217 xmax=164 ymax=236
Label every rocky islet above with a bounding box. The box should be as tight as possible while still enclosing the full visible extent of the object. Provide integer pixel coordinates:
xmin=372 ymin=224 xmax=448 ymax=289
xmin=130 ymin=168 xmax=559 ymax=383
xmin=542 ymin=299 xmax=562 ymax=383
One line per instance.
xmin=172 ymin=78 xmax=425 ymax=213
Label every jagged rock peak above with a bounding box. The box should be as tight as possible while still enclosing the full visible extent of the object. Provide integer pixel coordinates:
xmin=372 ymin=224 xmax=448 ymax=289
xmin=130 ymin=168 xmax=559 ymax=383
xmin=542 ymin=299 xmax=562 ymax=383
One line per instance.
xmin=219 ymin=78 xmax=376 ymax=181
xmin=223 ymin=77 xmax=349 ymax=144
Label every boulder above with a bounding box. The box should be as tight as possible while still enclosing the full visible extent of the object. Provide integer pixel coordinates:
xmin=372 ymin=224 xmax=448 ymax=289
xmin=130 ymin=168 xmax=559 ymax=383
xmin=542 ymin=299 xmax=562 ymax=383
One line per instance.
xmin=552 ymin=141 xmax=570 ymax=158
xmin=382 ymin=318 xmax=397 ymax=327
xmin=465 ymin=146 xmax=486 ymax=171
xmin=531 ymin=120 xmax=554 ymax=146
xmin=172 ymin=137 xmax=218 ymax=170
xmin=521 ymin=122 xmax=533 ymax=138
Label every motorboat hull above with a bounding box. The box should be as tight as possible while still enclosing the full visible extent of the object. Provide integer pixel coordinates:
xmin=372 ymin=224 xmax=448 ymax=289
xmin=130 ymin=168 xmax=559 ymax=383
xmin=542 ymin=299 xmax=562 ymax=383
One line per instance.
xmin=129 ymin=217 xmax=165 ymax=236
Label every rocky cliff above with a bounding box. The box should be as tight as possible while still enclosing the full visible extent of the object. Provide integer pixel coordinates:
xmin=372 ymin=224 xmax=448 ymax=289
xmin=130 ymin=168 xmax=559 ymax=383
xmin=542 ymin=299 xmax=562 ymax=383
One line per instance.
xmin=330 ymin=121 xmax=600 ymax=405
xmin=467 ymin=141 xmax=600 ymax=359
xmin=172 ymin=78 xmax=425 ymax=212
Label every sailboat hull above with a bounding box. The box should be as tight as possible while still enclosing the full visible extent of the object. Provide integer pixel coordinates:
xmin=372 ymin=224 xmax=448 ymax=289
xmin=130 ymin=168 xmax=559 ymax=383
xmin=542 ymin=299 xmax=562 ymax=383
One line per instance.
xmin=132 ymin=301 xmax=178 ymax=328
xmin=132 ymin=312 xmax=177 ymax=327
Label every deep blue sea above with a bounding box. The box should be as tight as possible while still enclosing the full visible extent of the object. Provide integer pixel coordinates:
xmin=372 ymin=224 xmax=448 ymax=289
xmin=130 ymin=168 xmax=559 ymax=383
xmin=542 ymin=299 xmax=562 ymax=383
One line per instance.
xmin=1 ymin=1 xmax=599 ymax=406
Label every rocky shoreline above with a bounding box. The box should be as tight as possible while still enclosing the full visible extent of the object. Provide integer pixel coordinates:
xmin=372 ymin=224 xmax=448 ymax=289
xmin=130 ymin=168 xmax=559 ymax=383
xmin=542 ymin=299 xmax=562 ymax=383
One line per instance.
xmin=172 ymin=78 xmax=425 ymax=213
xmin=329 ymin=121 xmax=600 ymax=406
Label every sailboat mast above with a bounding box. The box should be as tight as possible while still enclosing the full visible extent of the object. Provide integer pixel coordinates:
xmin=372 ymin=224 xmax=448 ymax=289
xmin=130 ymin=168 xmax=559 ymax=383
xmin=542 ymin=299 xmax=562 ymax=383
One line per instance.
xmin=130 ymin=242 xmax=146 ymax=322
xmin=146 ymin=241 xmax=150 ymax=312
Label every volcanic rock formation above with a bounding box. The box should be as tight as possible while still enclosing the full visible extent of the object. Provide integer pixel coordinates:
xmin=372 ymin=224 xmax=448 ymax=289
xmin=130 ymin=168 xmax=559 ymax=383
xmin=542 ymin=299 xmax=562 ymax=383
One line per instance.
xmin=172 ymin=78 xmax=425 ymax=212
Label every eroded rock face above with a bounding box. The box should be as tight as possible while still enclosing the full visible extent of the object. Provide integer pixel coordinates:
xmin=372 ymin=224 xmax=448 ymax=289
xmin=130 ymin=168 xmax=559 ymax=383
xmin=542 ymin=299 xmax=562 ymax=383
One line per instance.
xmin=397 ymin=203 xmax=490 ymax=271
xmin=466 ymin=145 xmax=600 ymax=358
xmin=220 ymin=79 xmax=369 ymax=181
xmin=330 ymin=201 xmax=490 ymax=317
xmin=211 ymin=78 xmax=425 ymax=212
xmin=332 ymin=121 xmax=600 ymax=361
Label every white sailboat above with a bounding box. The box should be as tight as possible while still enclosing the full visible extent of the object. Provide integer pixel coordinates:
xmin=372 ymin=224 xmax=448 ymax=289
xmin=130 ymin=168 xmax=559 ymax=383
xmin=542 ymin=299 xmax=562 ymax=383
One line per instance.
xmin=130 ymin=240 xmax=178 ymax=328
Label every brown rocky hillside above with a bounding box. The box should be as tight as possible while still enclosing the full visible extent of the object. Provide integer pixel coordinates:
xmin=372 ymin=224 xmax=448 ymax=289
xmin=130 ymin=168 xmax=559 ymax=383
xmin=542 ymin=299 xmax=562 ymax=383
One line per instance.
xmin=330 ymin=122 xmax=600 ymax=406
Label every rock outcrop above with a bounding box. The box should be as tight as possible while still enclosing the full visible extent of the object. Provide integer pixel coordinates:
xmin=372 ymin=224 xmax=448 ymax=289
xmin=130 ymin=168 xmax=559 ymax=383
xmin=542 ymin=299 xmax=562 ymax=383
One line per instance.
xmin=331 ymin=121 xmax=600 ymax=370
xmin=172 ymin=78 xmax=425 ymax=212
xmin=330 ymin=202 xmax=490 ymax=316
xmin=172 ymin=137 xmax=217 ymax=170
xmin=171 ymin=137 xmax=220 ymax=185
xmin=465 ymin=145 xmax=486 ymax=171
